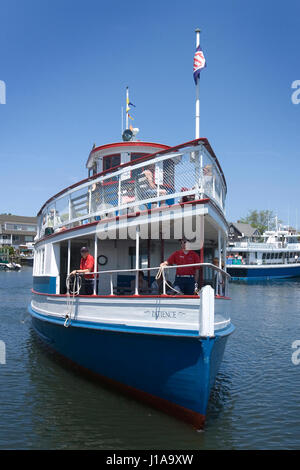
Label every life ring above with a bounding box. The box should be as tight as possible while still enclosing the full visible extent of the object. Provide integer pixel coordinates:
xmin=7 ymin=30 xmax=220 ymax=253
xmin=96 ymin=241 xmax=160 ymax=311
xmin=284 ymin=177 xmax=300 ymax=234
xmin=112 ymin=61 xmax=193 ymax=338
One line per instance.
xmin=97 ymin=254 xmax=108 ymax=266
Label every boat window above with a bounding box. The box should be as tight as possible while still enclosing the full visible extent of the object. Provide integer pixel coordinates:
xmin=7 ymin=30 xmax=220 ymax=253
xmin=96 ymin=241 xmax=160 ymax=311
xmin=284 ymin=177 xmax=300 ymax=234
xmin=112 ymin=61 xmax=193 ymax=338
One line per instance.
xmin=266 ymin=253 xmax=270 ymax=259
xmin=103 ymin=154 xmax=121 ymax=171
xmin=271 ymin=253 xmax=274 ymax=259
xmin=279 ymin=252 xmax=282 ymax=258
xmin=262 ymin=253 xmax=266 ymax=259
xmin=102 ymin=154 xmax=121 ymax=183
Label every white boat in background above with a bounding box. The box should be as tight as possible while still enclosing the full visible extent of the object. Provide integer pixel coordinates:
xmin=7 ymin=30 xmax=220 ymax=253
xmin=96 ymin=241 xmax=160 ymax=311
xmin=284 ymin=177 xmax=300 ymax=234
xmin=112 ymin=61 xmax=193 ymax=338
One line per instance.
xmin=227 ymin=225 xmax=300 ymax=280
xmin=0 ymin=262 xmax=21 ymax=271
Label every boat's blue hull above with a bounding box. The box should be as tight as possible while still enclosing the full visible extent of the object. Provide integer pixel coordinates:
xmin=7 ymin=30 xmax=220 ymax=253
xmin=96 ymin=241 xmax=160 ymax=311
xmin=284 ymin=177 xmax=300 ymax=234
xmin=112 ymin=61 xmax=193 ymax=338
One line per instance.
xmin=227 ymin=264 xmax=300 ymax=281
xmin=29 ymin=305 xmax=234 ymax=428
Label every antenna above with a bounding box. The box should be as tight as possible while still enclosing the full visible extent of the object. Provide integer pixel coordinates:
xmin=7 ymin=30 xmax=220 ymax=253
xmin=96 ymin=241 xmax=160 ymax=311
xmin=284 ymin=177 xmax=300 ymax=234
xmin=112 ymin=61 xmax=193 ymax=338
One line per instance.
xmin=126 ymin=86 xmax=129 ymax=130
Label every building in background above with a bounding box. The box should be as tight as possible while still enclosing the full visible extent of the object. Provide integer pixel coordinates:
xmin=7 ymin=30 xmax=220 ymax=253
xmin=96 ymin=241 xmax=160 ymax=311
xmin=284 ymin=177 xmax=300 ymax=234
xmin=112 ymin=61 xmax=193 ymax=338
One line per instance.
xmin=228 ymin=222 xmax=261 ymax=244
xmin=0 ymin=215 xmax=37 ymax=258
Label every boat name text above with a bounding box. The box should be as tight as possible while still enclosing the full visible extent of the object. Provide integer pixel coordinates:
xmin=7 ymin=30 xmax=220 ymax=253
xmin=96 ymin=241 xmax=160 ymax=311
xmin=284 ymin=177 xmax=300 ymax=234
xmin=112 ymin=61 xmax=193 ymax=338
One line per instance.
xmin=144 ymin=310 xmax=185 ymax=319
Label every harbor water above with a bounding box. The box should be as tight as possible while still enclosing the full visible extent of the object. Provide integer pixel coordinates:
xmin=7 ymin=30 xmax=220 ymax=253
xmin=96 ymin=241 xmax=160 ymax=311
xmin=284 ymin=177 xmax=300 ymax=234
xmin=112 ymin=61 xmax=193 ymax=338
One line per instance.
xmin=0 ymin=267 xmax=300 ymax=450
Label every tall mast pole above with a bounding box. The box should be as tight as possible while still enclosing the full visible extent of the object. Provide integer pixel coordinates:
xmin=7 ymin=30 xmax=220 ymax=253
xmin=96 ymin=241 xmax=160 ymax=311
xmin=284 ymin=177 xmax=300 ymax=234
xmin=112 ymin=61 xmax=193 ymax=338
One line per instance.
xmin=126 ymin=86 xmax=129 ymax=130
xmin=195 ymin=28 xmax=201 ymax=139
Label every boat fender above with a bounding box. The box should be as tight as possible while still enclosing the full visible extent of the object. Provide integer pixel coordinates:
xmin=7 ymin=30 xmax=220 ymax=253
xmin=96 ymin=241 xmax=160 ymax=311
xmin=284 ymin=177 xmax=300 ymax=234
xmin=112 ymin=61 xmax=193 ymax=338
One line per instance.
xmin=97 ymin=254 xmax=108 ymax=266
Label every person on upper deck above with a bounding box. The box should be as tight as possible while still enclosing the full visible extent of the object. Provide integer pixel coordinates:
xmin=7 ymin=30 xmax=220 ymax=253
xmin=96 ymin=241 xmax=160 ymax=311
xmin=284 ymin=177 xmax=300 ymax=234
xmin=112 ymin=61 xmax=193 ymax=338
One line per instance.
xmin=160 ymin=238 xmax=200 ymax=295
xmin=138 ymin=165 xmax=167 ymax=200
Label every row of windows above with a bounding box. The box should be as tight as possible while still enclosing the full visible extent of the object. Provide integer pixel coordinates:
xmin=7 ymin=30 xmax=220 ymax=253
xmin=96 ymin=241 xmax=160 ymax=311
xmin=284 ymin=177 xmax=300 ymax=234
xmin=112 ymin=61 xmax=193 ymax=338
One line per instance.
xmin=0 ymin=235 xmax=33 ymax=241
xmin=97 ymin=153 xmax=148 ymax=174
xmin=262 ymin=252 xmax=299 ymax=259
xmin=4 ymin=223 xmax=36 ymax=232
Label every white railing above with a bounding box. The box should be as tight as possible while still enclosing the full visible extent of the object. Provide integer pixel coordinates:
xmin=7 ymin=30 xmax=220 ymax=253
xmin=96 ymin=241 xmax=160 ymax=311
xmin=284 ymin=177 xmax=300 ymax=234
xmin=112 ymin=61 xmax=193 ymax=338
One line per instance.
xmin=38 ymin=143 xmax=226 ymax=239
xmin=66 ymin=262 xmax=230 ymax=338
xmin=229 ymin=242 xmax=300 ymax=250
xmin=69 ymin=262 xmax=230 ymax=298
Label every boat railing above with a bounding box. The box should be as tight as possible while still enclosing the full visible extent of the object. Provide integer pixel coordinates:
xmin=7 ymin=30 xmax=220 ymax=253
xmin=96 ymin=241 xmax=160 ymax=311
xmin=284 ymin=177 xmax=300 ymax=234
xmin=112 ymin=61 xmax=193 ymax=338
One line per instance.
xmin=230 ymin=242 xmax=288 ymax=250
xmin=38 ymin=143 xmax=226 ymax=239
xmin=74 ymin=262 xmax=230 ymax=298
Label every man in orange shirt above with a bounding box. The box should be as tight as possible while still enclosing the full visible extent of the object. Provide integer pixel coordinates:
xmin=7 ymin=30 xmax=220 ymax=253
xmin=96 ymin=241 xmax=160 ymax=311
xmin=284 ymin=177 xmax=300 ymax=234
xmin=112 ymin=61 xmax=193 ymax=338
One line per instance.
xmin=160 ymin=239 xmax=200 ymax=295
xmin=70 ymin=246 xmax=96 ymax=295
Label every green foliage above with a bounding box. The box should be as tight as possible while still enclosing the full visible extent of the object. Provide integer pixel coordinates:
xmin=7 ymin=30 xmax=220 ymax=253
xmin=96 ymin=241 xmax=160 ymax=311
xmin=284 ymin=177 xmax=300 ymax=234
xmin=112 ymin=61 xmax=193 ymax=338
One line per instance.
xmin=239 ymin=210 xmax=281 ymax=234
xmin=8 ymin=246 xmax=15 ymax=255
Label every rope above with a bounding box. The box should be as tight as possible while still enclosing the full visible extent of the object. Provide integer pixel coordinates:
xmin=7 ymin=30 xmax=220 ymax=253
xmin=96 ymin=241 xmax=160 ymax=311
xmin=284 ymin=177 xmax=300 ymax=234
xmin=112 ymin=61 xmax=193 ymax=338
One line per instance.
xmin=64 ymin=274 xmax=82 ymax=327
xmin=155 ymin=266 xmax=181 ymax=294
xmin=156 ymin=266 xmax=199 ymax=295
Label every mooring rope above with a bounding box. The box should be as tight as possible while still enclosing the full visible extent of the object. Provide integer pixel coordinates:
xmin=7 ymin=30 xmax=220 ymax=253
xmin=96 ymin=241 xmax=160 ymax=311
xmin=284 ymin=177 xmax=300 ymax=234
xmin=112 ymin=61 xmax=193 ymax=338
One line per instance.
xmin=155 ymin=266 xmax=181 ymax=294
xmin=64 ymin=274 xmax=82 ymax=327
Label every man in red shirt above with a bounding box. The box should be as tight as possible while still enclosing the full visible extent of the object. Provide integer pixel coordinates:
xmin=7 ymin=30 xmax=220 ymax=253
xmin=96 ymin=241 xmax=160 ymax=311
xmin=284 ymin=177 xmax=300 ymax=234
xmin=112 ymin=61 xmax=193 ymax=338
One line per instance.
xmin=160 ymin=239 xmax=200 ymax=295
xmin=70 ymin=246 xmax=96 ymax=295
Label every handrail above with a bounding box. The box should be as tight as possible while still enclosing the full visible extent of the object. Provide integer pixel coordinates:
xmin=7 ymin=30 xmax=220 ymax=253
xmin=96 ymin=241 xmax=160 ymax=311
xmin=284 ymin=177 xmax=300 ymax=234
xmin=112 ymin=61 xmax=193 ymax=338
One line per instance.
xmin=71 ymin=262 xmax=230 ymax=297
xmin=88 ymin=262 xmax=231 ymax=279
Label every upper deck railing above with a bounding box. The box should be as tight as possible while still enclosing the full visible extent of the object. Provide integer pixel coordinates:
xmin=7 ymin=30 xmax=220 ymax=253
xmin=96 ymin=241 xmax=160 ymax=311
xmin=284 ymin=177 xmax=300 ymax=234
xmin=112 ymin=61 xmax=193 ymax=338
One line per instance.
xmin=37 ymin=141 xmax=227 ymax=239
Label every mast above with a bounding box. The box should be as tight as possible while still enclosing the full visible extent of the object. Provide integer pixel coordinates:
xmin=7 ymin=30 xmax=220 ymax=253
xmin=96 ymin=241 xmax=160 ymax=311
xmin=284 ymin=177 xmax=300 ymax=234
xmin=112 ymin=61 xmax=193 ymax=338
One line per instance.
xmin=126 ymin=86 xmax=129 ymax=130
xmin=195 ymin=29 xmax=201 ymax=139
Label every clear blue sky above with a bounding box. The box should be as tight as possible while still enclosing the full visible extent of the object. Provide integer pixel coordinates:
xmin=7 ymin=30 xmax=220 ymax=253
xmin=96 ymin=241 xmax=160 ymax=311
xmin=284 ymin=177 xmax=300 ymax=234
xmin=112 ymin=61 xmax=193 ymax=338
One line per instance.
xmin=0 ymin=0 xmax=299 ymax=227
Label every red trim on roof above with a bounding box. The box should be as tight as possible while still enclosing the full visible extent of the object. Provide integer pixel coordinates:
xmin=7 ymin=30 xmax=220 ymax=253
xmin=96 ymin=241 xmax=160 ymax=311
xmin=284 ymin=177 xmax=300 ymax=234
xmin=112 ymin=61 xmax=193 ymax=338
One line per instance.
xmin=89 ymin=141 xmax=169 ymax=158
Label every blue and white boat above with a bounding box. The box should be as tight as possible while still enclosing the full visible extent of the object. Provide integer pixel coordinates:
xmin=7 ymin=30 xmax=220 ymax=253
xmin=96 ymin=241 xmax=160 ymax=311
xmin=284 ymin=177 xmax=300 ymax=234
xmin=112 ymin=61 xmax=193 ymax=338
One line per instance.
xmin=29 ymin=31 xmax=234 ymax=429
xmin=227 ymin=227 xmax=300 ymax=281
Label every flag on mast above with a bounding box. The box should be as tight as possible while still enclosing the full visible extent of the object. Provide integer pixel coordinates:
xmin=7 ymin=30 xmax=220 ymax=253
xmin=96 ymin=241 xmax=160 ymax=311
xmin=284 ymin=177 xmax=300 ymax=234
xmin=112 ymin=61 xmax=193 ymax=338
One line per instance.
xmin=193 ymin=45 xmax=206 ymax=84
xmin=126 ymin=88 xmax=136 ymax=123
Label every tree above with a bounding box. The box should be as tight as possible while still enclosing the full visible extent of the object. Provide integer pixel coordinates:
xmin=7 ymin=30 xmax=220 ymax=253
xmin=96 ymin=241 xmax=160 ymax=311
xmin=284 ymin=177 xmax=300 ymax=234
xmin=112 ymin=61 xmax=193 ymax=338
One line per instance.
xmin=8 ymin=246 xmax=15 ymax=256
xmin=239 ymin=210 xmax=281 ymax=234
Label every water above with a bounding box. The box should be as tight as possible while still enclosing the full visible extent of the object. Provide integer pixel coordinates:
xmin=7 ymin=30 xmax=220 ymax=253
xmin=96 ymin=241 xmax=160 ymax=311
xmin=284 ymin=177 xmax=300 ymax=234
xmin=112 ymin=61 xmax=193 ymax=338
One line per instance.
xmin=0 ymin=267 xmax=300 ymax=449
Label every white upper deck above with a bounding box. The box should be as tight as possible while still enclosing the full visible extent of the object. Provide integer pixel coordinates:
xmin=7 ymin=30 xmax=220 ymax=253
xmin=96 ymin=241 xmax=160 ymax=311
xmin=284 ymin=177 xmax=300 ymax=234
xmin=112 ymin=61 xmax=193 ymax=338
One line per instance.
xmin=36 ymin=138 xmax=227 ymax=241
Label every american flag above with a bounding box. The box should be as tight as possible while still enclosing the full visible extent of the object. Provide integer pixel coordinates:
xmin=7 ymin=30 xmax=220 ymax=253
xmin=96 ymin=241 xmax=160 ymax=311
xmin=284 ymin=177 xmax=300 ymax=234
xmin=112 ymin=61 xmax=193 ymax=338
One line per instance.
xmin=193 ymin=45 xmax=206 ymax=84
